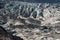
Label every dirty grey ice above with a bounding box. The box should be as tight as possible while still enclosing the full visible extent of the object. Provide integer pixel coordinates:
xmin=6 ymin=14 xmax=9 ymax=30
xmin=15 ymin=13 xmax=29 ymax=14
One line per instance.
xmin=0 ymin=1 xmax=60 ymax=40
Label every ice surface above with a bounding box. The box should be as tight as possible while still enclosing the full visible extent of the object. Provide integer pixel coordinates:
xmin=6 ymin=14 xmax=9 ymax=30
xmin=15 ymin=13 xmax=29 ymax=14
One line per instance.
xmin=0 ymin=1 xmax=60 ymax=40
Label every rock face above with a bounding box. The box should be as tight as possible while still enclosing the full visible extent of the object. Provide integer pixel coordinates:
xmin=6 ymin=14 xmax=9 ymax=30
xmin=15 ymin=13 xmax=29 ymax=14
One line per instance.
xmin=0 ymin=26 xmax=23 ymax=40
xmin=0 ymin=1 xmax=60 ymax=40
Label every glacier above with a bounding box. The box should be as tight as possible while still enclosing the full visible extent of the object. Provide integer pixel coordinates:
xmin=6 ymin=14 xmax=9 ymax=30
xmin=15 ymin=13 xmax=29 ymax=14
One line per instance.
xmin=0 ymin=1 xmax=60 ymax=40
